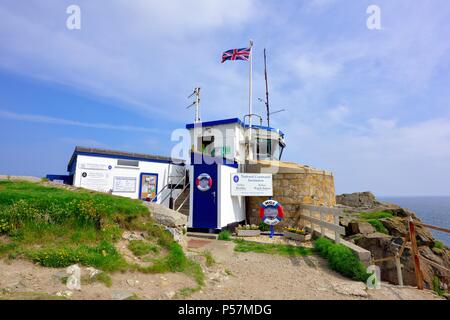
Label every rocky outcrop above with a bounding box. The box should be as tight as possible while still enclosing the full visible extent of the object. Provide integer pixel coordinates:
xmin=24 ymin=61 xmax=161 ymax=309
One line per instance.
xmin=336 ymin=192 xmax=380 ymax=209
xmin=337 ymin=192 xmax=449 ymax=292
xmin=143 ymin=202 xmax=187 ymax=227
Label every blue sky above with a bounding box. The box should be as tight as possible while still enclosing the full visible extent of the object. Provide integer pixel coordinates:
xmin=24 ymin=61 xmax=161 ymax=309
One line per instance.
xmin=1 ymin=0 xmax=450 ymax=196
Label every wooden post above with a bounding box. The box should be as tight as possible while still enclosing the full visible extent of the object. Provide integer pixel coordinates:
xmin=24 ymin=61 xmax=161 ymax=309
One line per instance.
xmin=395 ymin=253 xmax=404 ymax=286
xmin=320 ymin=211 xmax=325 ymax=236
xmin=408 ymin=216 xmax=423 ymax=290
xmin=334 ymin=212 xmax=340 ymax=243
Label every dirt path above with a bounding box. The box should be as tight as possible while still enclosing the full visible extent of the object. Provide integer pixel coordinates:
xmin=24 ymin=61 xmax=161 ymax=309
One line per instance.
xmin=187 ymin=239 xmax=442 ymax=300
xmin=0 ymin=238 xmax=443 ymax=300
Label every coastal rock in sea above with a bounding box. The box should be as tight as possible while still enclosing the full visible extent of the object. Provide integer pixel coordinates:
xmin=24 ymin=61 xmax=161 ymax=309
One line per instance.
xmin=142 ymin=202 xmax=187 ymax=227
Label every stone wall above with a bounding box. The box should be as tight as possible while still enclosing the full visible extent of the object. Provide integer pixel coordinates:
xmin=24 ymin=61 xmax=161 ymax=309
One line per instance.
xmin=245 ymin=160 xmax=336 ymax=230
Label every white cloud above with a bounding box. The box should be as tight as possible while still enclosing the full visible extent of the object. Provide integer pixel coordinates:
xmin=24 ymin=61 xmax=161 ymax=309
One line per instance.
xmin=0 ymin=110 xmax=159 ymax=133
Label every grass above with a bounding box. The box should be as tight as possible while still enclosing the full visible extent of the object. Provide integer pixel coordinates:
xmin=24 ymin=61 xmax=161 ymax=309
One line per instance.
xmin=234 ymin=239 xmax=313 ymax=256
xmin=359 ymin=211 xmax=393 ymax=220
xmin=201 ymin=250 xmax=215 ymax=267
xmin=218 ymin=230 xmax=231 ymax=241
xmin=128 ymin=240 xmax=159 ymax=257
xmin=434 ymin=240 xmax=444 ymax=250
xmin=432 ymin=276 xmax=445 ymax=297
xmin=357 ymin=211 xmax=393 ymax=234
xmin=175 ymin=286 xmax=202 ymax=299
xmin=0 ymin=180 xmax=204 ymax=286
xmin=314 ymin=237 xmax=369 ymax=282
xmin=224 ymin=268 xmax=233 ymax=276
xmin=82 ymin=272 xmax=113 ymax=287
xmin=366 ymin=219 xmax=389 ymax=234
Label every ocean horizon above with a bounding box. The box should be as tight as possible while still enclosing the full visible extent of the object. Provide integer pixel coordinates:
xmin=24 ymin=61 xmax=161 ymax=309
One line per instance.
xmin=379 ymin=196 xmax=450 ymax=247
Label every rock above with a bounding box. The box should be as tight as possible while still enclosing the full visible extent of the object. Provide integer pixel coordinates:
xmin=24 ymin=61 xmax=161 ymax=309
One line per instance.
xmin=348 ymin=221 xmax=375 ymax=235
xmin=143 ymin=202 xmax=187 ymax=227
xmin=122 ymin=231 xmax=146 ymax=241
xmin=56 ymin=290 xmax=73 ymax=298
xmin=336 ymin=192 xmax=380 ymax=209
xmin=381 ymin=217 xmax=434 ymax=246
xmin=126 ymin=279 xmax=140 ymax=287
xmin=165 ymin=291 xmax=176 ymax=299
xmin=6 ymin=280 xmax=28 ymax=292
xmin=85 ymin=267 xmax=101 ymax=278
xmin=112 ymin=291 xmax=135 ymax=300
xmin=66 ymin=264 xmax=81 ymax=291
xmin=53 ymin=270 xmax=69 ymax=283
xmin=332 ymin=282 xmax=368 ymax=297
xmin=165 ymin=226 xmax=187 ymax=247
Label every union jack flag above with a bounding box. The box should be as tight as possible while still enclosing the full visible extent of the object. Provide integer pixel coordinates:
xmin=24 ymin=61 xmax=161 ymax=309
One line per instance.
xmin=221 ymin=47 xmax=252 ymax=63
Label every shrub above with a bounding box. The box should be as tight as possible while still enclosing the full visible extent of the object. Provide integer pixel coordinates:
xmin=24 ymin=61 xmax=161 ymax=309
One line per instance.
xmin=314 ymin=237 xmax=369 ymax=282
xmin=432 ymin=276 xmax=445 ymax=296
xmin=434 ymin=241 xmax=444 ymax=250
xmin=359 ymin=211 xmax=393 ymax=220
xmin=258 ymin=221 xmax=270 ymax=232
xmin=218 ymin=230 xmax=231 ymax=241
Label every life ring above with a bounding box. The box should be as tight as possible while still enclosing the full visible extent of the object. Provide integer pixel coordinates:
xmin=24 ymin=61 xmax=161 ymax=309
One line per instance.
xmin=259 ymin=199 xmax=284 ymax=226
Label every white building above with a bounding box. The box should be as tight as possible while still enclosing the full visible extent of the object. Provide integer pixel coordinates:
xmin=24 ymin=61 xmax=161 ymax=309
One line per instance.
xmin=66 ymin=147 xmax=185 ymax=207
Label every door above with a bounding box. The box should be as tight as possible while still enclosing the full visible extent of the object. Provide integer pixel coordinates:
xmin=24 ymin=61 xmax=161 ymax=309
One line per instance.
xmin=192 ymin=163 xmax=218 ymax=229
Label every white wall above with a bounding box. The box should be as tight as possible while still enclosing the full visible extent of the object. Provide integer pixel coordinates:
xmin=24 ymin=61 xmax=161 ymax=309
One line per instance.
xmin=218 ymin=165 xmax=246 ymax=228
xmin=73 ymin=154 xmax=184 ymax=204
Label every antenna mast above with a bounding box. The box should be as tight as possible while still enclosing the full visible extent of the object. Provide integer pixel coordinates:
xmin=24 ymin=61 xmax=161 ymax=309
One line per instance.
xmin=264 ymin=48 xmax=270 ymax=127
xmin=187 ymin=87 xmax=201 ymax=123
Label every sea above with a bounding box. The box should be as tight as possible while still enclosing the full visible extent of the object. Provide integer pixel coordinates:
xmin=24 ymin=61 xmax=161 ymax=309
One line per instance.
xmin=379 ymin=196 xmax=450 ymax=247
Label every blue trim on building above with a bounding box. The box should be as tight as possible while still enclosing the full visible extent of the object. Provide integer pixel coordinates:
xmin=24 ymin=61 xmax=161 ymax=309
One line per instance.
xmin=46 ymin=174 xmax=73 ymax=185
xmin=185 ymin=117 xmax=284 ymax=137
xmin=68 ymin=151 xmax=183 ymax=171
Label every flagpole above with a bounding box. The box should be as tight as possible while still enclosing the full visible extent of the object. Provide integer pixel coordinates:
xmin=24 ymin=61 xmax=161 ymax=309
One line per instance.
xmin=248 ymin=40 xmax=254 ymax=160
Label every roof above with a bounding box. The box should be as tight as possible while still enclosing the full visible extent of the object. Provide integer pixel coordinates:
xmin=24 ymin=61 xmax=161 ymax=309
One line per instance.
xmin=67 ymin=146 xmax=184 ymax=171
xmin=185 ymin=117 xmax=285 ymax=137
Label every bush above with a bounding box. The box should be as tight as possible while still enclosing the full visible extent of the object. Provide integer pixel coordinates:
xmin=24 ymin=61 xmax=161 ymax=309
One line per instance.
xmin=434 ymin=241 xmax=444 ymax=250
xmin=218 ymin=230 xmax=231 ymax=241
xmin=259 ymin=221 xmax=270 ymax=232
xmin=359 ymin=211 xmax=393 ymax=220
xmin=314 ymin=237 xmax=369 ymax=282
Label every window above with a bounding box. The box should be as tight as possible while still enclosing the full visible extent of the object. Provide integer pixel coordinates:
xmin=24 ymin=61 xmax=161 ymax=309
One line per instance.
xmin=117 ymin=159 xmax=139 ymax=167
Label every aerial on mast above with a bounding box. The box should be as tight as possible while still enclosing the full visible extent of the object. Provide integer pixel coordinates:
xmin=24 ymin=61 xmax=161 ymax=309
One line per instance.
xmin=187 ymin=87 xmax=201 ymax=123
xmin=264 ymin=48 xmax=270 ymax=127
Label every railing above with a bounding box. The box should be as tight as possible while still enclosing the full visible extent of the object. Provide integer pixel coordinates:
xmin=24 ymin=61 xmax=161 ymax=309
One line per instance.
xmin=148 ymin=175 xmax=186 ymax=209
xmin=175 ymin=182 xmax=190 ymax=212
xmin=370 ymin=217 xmax=449 ymax=289
xmin=300 ymin=204 xmax=345 ymax=243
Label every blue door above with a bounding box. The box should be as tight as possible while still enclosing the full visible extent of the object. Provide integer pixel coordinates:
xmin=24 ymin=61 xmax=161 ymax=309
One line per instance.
xmin=192 ymin=163 xmax=218 ymax=229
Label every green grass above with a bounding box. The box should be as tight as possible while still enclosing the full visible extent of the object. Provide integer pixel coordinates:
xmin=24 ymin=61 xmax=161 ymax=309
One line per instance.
xmin=0 ymin=180 xmax=205 ymax=287
xmin=82 ymin=272 xmax=113 ymax=287
xmin=359 ymin=211 xmax=393 ymax=220
xmin=366 ymin=219 xmax=389 ymax=234
xmin=314 ymin=237 xmax=369 ymax=282
xmin=434 ymin=240 xmax=444 ymax=250
xmin=128 ymin=240 xmax=159 ymax=257
xmin=224 ymin=268 xmax=233 ymax=276
xmin=432 ymin=276 xmax=445 ymax=297
xmin=357 ymin=211 xmax=392 ymax=234
xmin=201 ymin=250 xmax=215 ymax=267
xmin=234 ymin=239 xmax=313 ymax=256
xmin=175 ymin=286 xmax=202 ymax=299
xmin=218 ymin=230 xmax=231 ymax=241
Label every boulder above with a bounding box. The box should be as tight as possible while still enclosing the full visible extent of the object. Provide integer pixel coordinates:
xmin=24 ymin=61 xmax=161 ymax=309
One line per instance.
xmin=143 ymin=202 xmax=187 ymax=227
xmin=381 ymin=217 xmax=434 ymax=246
xmin=336 ymin=192 xmax=380 ymax=209
xmin=348 ymin=221 xmax=376 ymax=235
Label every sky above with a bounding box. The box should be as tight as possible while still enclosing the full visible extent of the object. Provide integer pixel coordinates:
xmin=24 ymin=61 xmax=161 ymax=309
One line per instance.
xmin=0 ymin=0 xmax=450 ymax=196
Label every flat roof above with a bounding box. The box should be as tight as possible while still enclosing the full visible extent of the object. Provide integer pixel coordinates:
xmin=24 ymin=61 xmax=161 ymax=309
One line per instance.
xmin=185 ymin=117 xmax=285 ymax=137
xmin=67 ymin=146 xmax=184 ymax=171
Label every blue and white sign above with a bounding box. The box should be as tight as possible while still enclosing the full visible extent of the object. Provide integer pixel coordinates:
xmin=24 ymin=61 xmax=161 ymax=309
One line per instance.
xmin=230 ymin=173 xmax=272 ymax=196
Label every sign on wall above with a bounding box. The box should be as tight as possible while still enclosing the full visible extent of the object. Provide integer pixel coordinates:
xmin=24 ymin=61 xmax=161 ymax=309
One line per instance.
xmin=79 ymin=170 xmax=111 ymax=192
xmin=230 ymin=173 xmax=273 ymax=196
xmin=113 ymin=176 xmax=136 ymax=193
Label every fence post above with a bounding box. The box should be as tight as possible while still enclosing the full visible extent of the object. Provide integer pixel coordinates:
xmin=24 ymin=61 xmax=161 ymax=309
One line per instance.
xmin=320 ymin=210 xmax=325 ymax=236
xmin=334 ymin=211 xmax=340 ymax=244
xmin=395 ymin=253 xmax=404 ymax=286
xmin=408 ymin=216 xmax=423 ymax=290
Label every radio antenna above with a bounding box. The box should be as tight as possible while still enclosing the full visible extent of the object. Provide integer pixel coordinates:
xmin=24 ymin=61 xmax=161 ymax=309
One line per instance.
xmin=187 ymin=87 xmax=201 ymax=123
